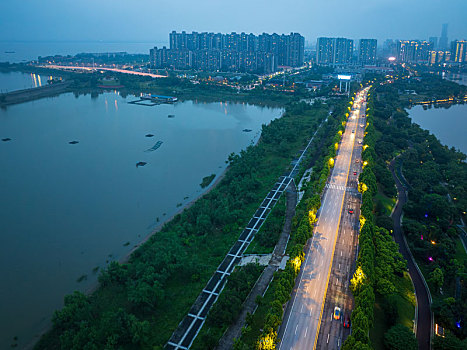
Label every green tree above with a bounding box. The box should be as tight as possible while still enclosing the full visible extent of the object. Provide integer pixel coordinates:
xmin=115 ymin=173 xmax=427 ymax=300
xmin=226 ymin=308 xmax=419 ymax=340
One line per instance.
xmin=429 ymin=267 xmax=444 ymax=292
xmin=384 ymin=324 xmax=418 ymax=350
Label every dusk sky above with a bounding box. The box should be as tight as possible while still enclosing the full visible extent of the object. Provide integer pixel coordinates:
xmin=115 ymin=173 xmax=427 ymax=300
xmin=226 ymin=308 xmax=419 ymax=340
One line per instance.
xmin=1 ymin=0 xmax=466 ymax=45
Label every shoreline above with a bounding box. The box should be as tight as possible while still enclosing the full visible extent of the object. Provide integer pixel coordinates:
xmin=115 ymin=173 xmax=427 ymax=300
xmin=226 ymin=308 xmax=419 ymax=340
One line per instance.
xmin=121 ymin=165 xmax=229 ymax=264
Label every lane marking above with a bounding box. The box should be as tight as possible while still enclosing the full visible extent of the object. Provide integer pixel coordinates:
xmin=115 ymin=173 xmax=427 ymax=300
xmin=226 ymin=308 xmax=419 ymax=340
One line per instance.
xmin=312 ymin=90 xmax=365 ymax=350
xmin=327 ymin=334 xmax=330 ymax=344
xmin=305 ymin=327 xmax=308 ymax=337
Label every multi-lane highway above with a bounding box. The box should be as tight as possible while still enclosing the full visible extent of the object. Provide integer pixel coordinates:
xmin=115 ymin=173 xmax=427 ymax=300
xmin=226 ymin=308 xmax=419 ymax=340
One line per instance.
xmin=315 ymin=96 xmax=367 ymax=349
xmin=278 ymin=87 xmax=370 ymax=350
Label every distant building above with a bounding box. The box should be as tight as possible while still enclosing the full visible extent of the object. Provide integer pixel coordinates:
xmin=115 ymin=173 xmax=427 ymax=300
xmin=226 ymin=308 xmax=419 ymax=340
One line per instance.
xmin=428 ymin=50 xmax=451 ymax=65
xmin=396 ymin=40 xmax=433 ymax=63
xmin=439 ymin=23 xmax=449 ymax=50
xmin=151 ymin=31 xmax=304 ymax=73
xmin=359 ymin=39 xmax=377 ymax=65
xmin=429 ymin=36 xmax=438 ymax=49
xmin=316 ymin=37 xmax=353 ymax=66
xmin=450 ymin=40 xmax=467 ymax=63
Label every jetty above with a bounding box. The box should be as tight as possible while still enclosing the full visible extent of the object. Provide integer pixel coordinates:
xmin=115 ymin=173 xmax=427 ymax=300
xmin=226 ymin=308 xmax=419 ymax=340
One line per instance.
xmin=0 ymin=81 xmax=72 ymax=106
xmin=128 ymin=94 xmax=178 ymax=106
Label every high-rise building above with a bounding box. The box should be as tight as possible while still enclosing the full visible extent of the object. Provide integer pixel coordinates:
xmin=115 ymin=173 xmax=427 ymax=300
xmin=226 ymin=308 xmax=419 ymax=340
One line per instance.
xmin=359 ymin=39 xmax=377 ymax=65
xmin=396 ymin=40 xmax=433 ymax=63
xmin=451 ymin=40 xmax=467 ymax=63
xmin=151 ymin=31 xmax=304 ymax=73
xmin=316 ymin=37 xmax=353 ymax=65
xmin=439 ymin=24 xmax=448 ymax=50
xmin=316 ymin=37 xmax=334 ymax=65
xmin=334 ymin=38 xmax=354 ymax=65
xmin=429 ymin=50 xmax=451 ymax=65
xmin=429 ymin=37 xmax=438 ymax=49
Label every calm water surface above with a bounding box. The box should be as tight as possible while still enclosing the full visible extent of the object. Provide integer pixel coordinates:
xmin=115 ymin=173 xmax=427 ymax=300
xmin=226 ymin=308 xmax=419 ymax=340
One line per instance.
xmin=0 ymin=73 xmax=281 ymax=348
xmin=408 ymin=104 xmax=467 ymax=154
xmin=0 ymin=71 xmax=53 ymax=92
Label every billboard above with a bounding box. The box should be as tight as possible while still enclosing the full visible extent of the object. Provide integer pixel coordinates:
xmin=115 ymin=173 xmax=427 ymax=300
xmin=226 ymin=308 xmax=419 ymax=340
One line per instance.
xmin=337 ymin=74 xmax=352 ymax=80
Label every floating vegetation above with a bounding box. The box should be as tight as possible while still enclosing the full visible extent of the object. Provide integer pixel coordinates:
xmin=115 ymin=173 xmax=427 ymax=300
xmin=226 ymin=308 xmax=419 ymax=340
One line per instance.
xmin=176 ymin=203 xmax=182 ymax=207
xmin=156 ymin=217 xmax=160 ymax=222
xmin=145 ymin=134 xmax=154 ymax=137
xmin=200 ymin=174 xmax=216 ymax=188
xmin=168 ymin=114 xmax=175 ymax=118
xmin=145 ymin=140 xmax=163 ymax=152
xmin=77 ymin=274 xmax=87 ymax=283
xmin=123 ymin=241 xmax=130 ymax=246
xmin=184 ymin=196 xmax=189 ymax=200
xmin=68 ymin=140 xmax=79 ymax=144
xmin=242 ymin=129 xmax=252 ymax=132
xmin=136 ymin=161 xmax=147 ymax=168
xmin=92 ymin=266 xmax=99 ymax=274
xmin=2 ymin=138 xmax=11 ymax=142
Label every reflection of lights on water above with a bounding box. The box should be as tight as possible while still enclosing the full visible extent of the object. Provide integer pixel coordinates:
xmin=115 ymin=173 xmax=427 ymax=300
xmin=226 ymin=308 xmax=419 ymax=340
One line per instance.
xmin=37 ymin=75 xmax=42 ymax=87
xmin=114 ymin=99 xmax=118 ymax=111
xmin=105 ymin=99 xmax=108 ymax=112
xmin=31 ymin=73 xmax=37 ymax=87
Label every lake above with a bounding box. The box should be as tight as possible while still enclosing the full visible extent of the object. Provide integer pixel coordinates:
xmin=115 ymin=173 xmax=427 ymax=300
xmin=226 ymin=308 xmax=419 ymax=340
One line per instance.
xmin=0 ymin=70 xmax=53 ymax=93
xmin=408 ymin=103 xmax=467 ymax=154
xmin=0 ymin=72 xmax=281 ymax=348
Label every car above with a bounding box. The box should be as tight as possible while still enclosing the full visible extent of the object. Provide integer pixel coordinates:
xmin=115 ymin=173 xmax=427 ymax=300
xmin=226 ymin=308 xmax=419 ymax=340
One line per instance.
xmin=333 ymin=306 xmax=341 ymax=320
xmin=348 ymin=209 xmax=354 ymax=214
xmin=343 ymin=313 xmax=351 ymax=328
xmin=353 ymin=171 xmax=357 ymax=175
xmin=358 ymin=140 xmax=362 ymax=144
xmin=356 ymin=159 xmax=360 ymax=163
xmin=352 ymin=130 xmax=355 ymax=133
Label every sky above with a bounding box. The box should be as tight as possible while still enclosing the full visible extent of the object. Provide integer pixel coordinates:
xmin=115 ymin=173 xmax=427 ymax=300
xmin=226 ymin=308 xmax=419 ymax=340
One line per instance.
xmin=1 ymin=0 xmax=466 ymax=46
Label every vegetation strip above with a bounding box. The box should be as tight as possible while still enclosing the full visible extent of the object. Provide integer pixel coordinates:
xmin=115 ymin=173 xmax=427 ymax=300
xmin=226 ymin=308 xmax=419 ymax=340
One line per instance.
xmin=166 ymin=175 xmax=293 ymax=349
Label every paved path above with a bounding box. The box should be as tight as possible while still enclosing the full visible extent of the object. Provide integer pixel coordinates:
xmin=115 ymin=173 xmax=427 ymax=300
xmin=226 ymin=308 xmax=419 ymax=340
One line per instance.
xmin=389 ymin=158 xmax=432 ymax=350
xmin=278 ymin=88 xmax=370 ymax=350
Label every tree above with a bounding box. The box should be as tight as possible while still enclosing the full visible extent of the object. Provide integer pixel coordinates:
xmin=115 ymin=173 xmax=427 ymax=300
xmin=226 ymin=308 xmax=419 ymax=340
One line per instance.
xmin=384 ymin=324 xmax=418 ymax=350
xmin=429 ymin=267 xmax=445 ymax=292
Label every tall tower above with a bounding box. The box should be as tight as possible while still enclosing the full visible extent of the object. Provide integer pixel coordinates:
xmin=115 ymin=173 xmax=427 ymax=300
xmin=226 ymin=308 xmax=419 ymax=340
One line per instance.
xmin=439 ymin=23 xmax=448 ymax=50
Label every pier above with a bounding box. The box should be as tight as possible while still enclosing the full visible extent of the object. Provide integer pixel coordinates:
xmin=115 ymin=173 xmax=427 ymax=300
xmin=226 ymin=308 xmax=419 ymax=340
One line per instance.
xmin=0 ymin=81 xmax=72 ymax=106
xmin=128 ymin=94 xmax=178 ymax=106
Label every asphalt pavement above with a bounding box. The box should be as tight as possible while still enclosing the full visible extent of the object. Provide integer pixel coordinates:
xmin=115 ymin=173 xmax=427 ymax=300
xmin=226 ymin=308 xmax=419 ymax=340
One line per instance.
xmin=278 ymin=88 xmax=370 ymax=350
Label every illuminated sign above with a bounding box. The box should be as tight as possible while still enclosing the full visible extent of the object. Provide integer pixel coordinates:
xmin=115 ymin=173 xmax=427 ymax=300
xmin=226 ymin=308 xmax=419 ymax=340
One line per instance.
xmin=337 ymin=74 xmax=351 ymax=80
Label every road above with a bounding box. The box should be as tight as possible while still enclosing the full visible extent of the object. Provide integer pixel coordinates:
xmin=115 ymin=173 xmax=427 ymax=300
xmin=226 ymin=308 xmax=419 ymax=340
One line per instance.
xmin=389 ymin=158 xmax=432 ymax=350
xmin=315 ymin=100 xmax=366 ymax=349
xmin=40 ymin=65 xmax=167 ymax=78
xmin=278 ymin=87 xmax=370 ymax=350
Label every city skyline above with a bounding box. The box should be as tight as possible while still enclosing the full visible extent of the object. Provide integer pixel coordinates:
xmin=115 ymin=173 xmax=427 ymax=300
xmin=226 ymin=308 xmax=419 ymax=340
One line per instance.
xmin=1 ymin=0 xmax=466 ymax=44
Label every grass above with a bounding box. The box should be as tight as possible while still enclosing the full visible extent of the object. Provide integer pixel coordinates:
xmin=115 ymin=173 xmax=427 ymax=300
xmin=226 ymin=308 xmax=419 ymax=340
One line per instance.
xmin=374 ymin=190 xmax=396 ymax=216
xmin=370 ymin=272 xmax=416 ymax=350
xmin=454 ymin=235 xmax=467 ymax=263
xmin=394 ymin=272 xmax=416 ymax=329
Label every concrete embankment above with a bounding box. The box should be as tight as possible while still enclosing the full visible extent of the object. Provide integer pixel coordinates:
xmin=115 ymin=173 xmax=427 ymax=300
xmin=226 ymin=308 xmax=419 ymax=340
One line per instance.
xmin=0 ymin=81 xmax=72 ymax=106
